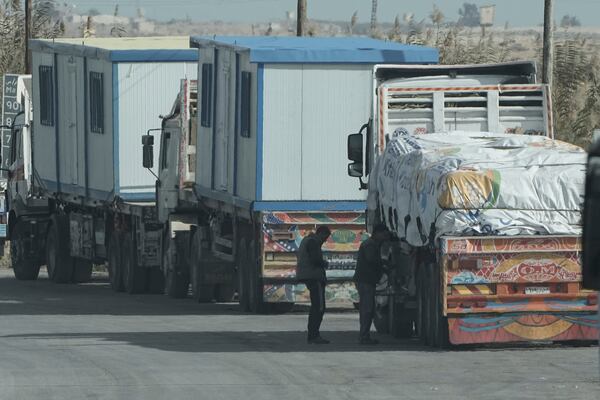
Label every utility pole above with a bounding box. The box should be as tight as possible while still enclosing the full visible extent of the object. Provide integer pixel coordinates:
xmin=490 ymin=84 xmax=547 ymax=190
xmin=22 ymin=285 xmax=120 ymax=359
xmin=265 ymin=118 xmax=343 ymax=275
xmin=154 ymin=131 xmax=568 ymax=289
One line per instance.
xmin=25 ymin=0 xmax=32 ymax=73
xmin=542 ymin=0 xmax=553 ymax=88
xmin=297 ymin=0 xmax=307 ymax=37
xmin=370 ymin=0 xmax=378 ymax=36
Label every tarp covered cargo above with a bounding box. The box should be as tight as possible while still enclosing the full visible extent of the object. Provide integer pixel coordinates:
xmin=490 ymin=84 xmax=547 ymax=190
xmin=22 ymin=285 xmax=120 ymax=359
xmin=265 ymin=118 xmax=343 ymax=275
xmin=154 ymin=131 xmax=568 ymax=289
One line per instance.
xmin=371 ymin=131 xmax=586 ymax=246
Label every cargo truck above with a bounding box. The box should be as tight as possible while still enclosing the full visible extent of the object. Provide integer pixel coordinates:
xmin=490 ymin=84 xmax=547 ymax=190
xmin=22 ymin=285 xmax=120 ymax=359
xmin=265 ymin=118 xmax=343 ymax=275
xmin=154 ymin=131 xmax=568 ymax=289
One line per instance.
xmin=582 ymin=140 xmax=600 ymax=376
xmin=347 ymin=62 xmax=599 ymax=345
xmin=5 ymin=38 xmax=197 ymax=290
xmin=142 ymin=37 xmax=439 ymax=312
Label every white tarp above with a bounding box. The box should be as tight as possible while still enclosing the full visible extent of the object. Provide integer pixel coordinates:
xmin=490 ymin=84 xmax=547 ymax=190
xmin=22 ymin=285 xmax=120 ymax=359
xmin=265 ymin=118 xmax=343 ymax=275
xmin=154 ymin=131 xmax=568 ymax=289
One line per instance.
xmin=371 ymin=131 xmax=586 ymax=246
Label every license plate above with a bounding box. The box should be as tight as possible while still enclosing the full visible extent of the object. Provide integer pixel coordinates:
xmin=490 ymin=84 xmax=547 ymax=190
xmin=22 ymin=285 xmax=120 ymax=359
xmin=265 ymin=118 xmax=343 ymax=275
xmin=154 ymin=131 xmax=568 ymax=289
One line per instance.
xmin=525 ymin=286 xmax=550 ymax=295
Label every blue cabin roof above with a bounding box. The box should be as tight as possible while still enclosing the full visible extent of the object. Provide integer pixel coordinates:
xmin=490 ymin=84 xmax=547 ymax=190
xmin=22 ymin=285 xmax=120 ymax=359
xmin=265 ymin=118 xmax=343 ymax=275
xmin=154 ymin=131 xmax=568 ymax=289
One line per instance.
xmin=190 ymin=36 xmax=438 ymax=64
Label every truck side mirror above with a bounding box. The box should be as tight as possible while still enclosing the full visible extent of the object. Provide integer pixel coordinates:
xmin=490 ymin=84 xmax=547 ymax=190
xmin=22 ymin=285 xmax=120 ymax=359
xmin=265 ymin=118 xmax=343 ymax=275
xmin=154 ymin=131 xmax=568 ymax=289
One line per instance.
xmin=142 ymin=134 xmax=154 ymax=169
xmin=582 ymin=149 xmax=600 ymax=290
xmin=347 ymin=133 xmax=363 ymax=178
xmin=348 ymin=163 xmax=362 ymax=178
xmin=347 ymin=133 xmax=363 ymax=163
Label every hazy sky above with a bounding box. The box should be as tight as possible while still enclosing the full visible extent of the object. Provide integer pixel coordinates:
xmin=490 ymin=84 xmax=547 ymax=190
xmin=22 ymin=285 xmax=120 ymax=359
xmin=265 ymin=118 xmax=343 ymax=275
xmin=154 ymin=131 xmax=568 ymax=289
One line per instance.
xmin=69 ymin=0 xmax=600 ymax=27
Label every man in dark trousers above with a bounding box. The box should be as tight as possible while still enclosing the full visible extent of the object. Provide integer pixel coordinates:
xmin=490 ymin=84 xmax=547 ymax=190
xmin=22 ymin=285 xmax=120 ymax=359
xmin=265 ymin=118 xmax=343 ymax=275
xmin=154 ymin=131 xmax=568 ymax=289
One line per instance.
xmin=354 ymin=224 xmax=390 ymax=345
xmin=296 ymin=226 xmax=331 ymax=344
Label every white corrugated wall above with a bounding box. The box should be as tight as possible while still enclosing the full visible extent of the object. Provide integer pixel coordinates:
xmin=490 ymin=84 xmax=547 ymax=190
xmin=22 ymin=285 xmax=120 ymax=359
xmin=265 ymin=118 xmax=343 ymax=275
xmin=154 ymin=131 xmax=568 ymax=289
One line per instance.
xmin=117 ymin=62 xmax=197 ymax=198
xmin=86 ymin=58 xmax=113 ymax=197
xmin=233 ymin=52 xmax=258 ymax=200
xmin=31 ymin=52 xmax=57 ymax=188
xmin=56 ymin=54 xmax=85 ymax=192
xmin=262 ymin=64 xmax=373 ymax=201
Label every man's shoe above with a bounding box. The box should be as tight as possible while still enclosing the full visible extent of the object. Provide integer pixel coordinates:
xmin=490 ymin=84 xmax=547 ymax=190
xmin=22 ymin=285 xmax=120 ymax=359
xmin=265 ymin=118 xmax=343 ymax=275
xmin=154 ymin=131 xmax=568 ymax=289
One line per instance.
xmin=307 ymin=336 xmax=330 ymax=344
xmin=359 ymin=338 xmax=379 ymax=345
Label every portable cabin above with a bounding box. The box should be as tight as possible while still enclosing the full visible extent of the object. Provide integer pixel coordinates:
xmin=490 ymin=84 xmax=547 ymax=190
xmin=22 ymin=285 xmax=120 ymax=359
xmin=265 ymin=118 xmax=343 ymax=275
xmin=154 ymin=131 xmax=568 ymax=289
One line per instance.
xmin=189 ymin=36 xmax=438 ymax=209
xmin=30 ymin=37 xmax=198 ymax=202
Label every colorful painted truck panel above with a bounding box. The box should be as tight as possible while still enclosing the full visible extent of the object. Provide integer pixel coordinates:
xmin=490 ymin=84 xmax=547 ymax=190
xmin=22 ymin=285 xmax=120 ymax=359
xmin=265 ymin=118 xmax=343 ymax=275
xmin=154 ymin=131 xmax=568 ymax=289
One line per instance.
xmin=441 ymin=236 xmax=599 ymax=344
xmin=261 ymin=212 xmax=367 ymax=304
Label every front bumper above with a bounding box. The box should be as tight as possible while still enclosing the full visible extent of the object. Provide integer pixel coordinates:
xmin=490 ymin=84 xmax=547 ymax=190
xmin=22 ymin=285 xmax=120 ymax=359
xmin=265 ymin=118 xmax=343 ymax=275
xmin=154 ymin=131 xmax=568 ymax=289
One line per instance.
xmin=448 ymin=312 xmax=599 ymax=344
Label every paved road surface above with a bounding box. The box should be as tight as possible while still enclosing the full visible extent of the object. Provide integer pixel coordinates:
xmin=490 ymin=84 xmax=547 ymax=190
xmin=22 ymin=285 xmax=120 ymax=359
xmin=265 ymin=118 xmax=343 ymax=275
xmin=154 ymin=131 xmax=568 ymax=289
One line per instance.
xmin=0 ymin=268 xmax=598 ymax=400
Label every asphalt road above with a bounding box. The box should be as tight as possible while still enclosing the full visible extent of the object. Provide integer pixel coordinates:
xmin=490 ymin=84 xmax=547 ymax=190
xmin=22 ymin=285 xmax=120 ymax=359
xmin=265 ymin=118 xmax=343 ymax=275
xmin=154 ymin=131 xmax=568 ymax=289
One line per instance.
xmin=0 ymin=268 xmax=598 ymax=400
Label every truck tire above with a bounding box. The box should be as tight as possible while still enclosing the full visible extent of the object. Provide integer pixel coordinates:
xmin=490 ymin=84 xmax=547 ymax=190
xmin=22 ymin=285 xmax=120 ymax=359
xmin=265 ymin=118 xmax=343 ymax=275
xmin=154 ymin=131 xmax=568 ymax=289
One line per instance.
xmin=108 ymin=233 xmax=124 ymax=292
xmin=246 ymin=240 xmax=269 ymax=314
xmin=164 ymin=236 xmax=189 ymax=298
xmin=121 ymin=234 xmax=147 ymax=294
xmin=431 ymin=267 xmax=450 ymax=348
xmin=237 ymin=239 xmax=250 ymax=311
xmin=419 ymin=264 xmax=433 ymax=346
xmin=390 ymin=301 xmax=414 ymax=339
xmin=373 ymin=303 xmax=390 ymax=334
xmin=72 ymin=258 xmax=93 ymax=283
xmin=270 ymin=302 xmax=295 ymax=313
xmin=11 ymin=221 xmax=41 ymax=281
xmin=215 ymin=284 xmax=236 ymax=303
xmin=46 ymin=214 xmax=74 ymax=284
xmin=147 ymin=268 xmax=166 ymax=294
xmin=190 ymin=230 xmax=214 ymax=303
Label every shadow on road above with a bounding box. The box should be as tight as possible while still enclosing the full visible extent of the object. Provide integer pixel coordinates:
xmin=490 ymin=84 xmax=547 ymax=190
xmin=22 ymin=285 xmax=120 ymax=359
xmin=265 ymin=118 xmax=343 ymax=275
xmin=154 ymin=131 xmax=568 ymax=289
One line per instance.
xmin=1 ymin=330 xmax=434 ymax=353
xmin=0 ymin=272 xmax=350 ymax=317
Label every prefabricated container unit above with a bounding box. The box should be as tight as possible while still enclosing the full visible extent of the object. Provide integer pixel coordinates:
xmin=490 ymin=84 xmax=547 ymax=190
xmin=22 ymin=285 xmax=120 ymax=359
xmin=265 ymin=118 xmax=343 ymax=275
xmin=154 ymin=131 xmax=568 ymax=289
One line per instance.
xmin=30 ymin=37 xmax=198 ymax=203
xmin=189 ymin=36 xmax=438 ymax=212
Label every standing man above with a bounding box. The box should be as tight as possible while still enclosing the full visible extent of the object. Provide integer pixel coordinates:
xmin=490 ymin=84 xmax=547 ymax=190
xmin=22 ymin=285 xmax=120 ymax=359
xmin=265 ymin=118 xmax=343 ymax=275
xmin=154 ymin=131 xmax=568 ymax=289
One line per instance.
xmin=354 ymin=224 xmax=390 ymax=345
xmin=296 ymin=226 xmax=331 ymax=344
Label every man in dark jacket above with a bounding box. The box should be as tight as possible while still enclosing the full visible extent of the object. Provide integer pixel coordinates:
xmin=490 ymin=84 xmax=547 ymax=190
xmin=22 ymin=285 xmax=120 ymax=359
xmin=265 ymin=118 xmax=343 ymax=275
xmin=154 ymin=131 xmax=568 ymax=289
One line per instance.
xmin=354 ymin=224 xmax=390 ymax=345
xmin=296 ymin=226 xmax=331 ymax=344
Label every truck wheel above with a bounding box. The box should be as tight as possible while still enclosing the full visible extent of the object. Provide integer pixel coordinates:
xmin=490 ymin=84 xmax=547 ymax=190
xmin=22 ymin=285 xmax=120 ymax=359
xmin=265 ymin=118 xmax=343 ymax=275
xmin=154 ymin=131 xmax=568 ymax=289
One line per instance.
xmin=121 ymin=234 xmax=147 ymax=294
xmin=237 ymin=239 xmax=250 ymax=311
xmin=11 ymin=221 xmax=41 ymax=281
xmin=247 ymin=240 xmax=269 ymax=314
xmin=215 ymin=284 xmax=236 ymax=303
xmin=432 ymin=268 xmax=449 ymax=348
xmin=164 ymin=236 xmax=189 ymax=298
xmin=46 ymin=215 xmax=74 ymax=284
xmin=420 ymin=264 xmax=433 ymax=346
xmin=108 ymin=233 xmax=124 ymax=292
xmin=190 ymin=230 xmax=214 ymax=303
xmin=72 ymin=258 xmax=93 ymax=283
xmin=147 ymin=268 xmax=166 ymax=294
xmin=373 ymin=304 xmax=390 ymax=334
xmin=270 ymin=302 xmax=295 ymax=313
xmin=390 ymin=302 xmax=415 ymax=339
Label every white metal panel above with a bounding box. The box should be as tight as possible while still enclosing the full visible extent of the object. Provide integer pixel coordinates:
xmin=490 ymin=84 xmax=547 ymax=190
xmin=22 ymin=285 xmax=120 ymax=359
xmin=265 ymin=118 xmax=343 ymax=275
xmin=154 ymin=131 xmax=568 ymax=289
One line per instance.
xmin=234 ymin=53 xmax=257 ymax=200
xmin=300 ymin=65 xmax=372 ymax=201
xmin=31 ymin=52 xmax=56 ymax=186
xmin=117 ymin=62 xmax=196 ymax=197
xmin=56 ymin=54 xmax=85 ymax=191
xmin=86 ymin=58 xmax=113 ymax=197
xmin=196 ymin=48 xmax=215 ymax=190
xmin=214 ymin=49 xmax=234 ymax=192
xmin=261 ymin=65 xmax=303 ymax=200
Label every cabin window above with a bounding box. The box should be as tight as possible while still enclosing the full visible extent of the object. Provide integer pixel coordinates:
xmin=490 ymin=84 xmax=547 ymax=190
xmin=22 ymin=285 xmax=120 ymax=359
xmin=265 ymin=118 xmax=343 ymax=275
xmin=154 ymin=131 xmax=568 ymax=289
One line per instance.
xmin=39 ymin=65 xmax=54 ymax=126
xmin=161 ymin=131 xmax=171 ymax=170
xmin=89 ymin=72 xmax=104 ymax=134
xmin=201 ymin=63 xmax=213 ymax=128
xmin=239 ymin=71 xmax=251 ymax=138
